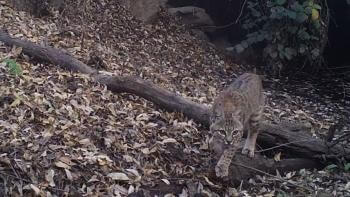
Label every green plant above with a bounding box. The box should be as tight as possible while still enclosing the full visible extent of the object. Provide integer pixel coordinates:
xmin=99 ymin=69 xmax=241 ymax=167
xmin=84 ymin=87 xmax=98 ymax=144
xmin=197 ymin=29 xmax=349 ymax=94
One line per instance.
xmin=276 ymin=191 xmax=289 ymax=197
xmin=344 ymin=163 xmax=350 ymax=171
xmin=3 ymin=58 xmax=22 ymax=76
xmin=325 ymin=164 xmax=338 ymax=172
xmin=235 ymin=0 xmax=327 ymax=73
xmin=325 ymin=163 xmax=350 ymax=172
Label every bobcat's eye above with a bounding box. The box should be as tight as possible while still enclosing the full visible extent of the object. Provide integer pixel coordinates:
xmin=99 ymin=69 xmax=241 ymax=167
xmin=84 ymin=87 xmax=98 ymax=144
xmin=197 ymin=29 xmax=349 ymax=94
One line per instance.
xmin=232 ymin=130 xmax=240 ymax=136
xmin=210 ymin=114 xmax=220 ymax=122
xmin=217 ymin=129 xmax=225 ymax=136
xmin=212 ymin=113 xmax=221 ymax=121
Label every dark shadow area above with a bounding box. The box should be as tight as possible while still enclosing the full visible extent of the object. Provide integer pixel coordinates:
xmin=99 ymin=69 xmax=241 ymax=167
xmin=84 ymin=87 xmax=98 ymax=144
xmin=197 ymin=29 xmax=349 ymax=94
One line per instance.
xmin=323 ymin=0 xmax=350 ymax=68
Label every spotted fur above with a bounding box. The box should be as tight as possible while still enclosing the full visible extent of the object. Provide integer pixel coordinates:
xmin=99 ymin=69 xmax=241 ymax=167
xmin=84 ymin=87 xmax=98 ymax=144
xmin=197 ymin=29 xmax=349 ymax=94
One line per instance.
xmin=210 ymin=73 xmax=264 ymax=177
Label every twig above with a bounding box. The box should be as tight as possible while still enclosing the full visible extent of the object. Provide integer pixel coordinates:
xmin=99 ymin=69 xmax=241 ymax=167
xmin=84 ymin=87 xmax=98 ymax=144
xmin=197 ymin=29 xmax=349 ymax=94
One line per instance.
xmin=232 ymin=162 xmax=314 ymax=192
xmin=328 ymin=132 xmax=350 ymax=148
xmin=0 ymin=171 xmax=32 ymax=184
xmin=197 ymin=0 xmax=247 ymax=30
xmin=239 ymin=180 xmax=243 ymax=191
xmin=326 ymin=124 xmax=336 ymax=142
xmin=0 ymin=173 xmax=8 ymax=195
xmin=256 ymin=139 xmax=319 ymax=153
xmin=342 ymin=81 xmax=347 ymax=99
xmin=324 ymin=66 xmax=350 ymax=70
xmin=11 ymin=158 xmax=22 ymax=183
xmin=235 ymin=0 xmax=248 ymax=24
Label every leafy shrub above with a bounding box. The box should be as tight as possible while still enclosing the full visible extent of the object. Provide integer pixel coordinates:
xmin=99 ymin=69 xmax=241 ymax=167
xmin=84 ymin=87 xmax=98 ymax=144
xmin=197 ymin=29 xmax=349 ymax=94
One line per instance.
xmin=234 ymin=0 xmax=328 ymax=74
xmin=344 ymin=163 xmax=350 ymax=171
xmin=3 ymin=59 xmax=23 ymax=76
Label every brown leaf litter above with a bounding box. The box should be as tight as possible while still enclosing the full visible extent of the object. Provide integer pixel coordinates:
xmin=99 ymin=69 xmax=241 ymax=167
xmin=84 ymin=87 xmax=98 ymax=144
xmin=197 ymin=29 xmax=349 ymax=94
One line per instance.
xmin=0 ymin=0 xmax=349 ymax=196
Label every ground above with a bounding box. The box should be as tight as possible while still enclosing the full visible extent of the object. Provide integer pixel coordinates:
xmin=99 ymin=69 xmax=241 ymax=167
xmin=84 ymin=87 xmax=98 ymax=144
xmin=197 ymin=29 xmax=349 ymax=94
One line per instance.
xmin=0 ymin=0 xmax=349 ymax=196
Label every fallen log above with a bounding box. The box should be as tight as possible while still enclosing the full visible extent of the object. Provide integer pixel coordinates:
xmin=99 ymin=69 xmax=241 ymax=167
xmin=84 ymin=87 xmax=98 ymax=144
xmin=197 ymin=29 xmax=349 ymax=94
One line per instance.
xmin=128 ymin=157 xmax=320 ymax=196
xmin=0 ymin=29 xmax=348 ymax=184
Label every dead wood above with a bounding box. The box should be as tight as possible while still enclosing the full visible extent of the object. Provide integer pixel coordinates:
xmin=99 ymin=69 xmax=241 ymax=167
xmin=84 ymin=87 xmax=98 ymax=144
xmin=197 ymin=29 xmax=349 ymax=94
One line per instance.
xmin=213 ymin=155 xmax=322 ymax=185
xmin=0 ymin=29 xmax=349 ymax=183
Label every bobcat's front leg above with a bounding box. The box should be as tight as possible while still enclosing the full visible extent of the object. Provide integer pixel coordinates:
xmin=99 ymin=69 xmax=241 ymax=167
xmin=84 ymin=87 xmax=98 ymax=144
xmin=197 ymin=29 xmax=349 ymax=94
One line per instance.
xmin=215 ymin=144 xmax=238 ymax=177
xmin=242 ymin=110 xmax=262 ymax=158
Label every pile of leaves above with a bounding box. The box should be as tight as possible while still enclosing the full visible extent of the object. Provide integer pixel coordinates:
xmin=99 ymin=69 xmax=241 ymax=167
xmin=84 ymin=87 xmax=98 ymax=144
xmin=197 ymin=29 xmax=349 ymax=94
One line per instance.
xmin=0 ymin=0 xmax=349 ymax=196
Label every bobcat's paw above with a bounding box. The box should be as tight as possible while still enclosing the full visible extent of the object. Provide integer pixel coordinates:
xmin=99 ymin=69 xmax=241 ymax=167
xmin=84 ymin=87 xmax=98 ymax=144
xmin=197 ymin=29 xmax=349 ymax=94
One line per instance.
xmin=242 ymin=148 xmax=255 ymax=158
xmin=215 ymin=164 xmax=229 ymax=177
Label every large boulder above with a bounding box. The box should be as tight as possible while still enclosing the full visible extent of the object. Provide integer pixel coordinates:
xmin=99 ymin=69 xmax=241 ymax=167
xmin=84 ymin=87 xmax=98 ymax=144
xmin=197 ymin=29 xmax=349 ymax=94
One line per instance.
xmin=121 ymin=0 xmax=168 ymax=23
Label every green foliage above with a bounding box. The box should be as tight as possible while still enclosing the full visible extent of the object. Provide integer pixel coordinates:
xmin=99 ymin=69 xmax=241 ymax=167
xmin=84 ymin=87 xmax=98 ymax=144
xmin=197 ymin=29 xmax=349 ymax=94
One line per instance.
xmin=326 ymin=164 xmax=338 ymax=172
xmin=344 ymin=163 xmax=350 ymax=171
xmin=326 ymin=163 xmax=350 ymax=172
xmin=235 ymin=0 xmax=326 ymax=73
xmin=276 ymin=191 xmax=289 ymax=197
xmin=3 ymin=58 xmax=22 ymax=76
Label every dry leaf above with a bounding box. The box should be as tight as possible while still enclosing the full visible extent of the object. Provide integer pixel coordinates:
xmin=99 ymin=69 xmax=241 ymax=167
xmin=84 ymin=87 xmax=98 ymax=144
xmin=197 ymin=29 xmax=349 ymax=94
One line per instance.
xmin=29 ymin=184 xmax=41 ymax=195
xmin=274 ymin=152 xmax=281 ymax=162
xmin=161 ymin=179 xmax=170 ymax=185
xmin=203 ymin=176 xmax=220 ymax=188
xmin=79 ymin=138 xmax=91 ymax=145
xmin=141 ymin=148 xmax=150 ymax=154
xmin=107 ymin=172 xmax=130 ymax=181
xmin=55 ymin=161 xmax=70 ymax=169
xmin=123 ymin=155 xmax=134 ymax=162
xmin=164 ymin=194 xmax=176 ymax=197
xmin=45 ymin=169 xmax=56 ymax=187
xmin=65 ymin=169 xmax=73 ymax=181
xmin=161 ymin=138 xmax=177 ymax=144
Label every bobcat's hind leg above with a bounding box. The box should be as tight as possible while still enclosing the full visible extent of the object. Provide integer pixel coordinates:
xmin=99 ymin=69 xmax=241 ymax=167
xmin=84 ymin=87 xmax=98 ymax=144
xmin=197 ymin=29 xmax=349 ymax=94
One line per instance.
xmin=242 ymin=109 xmax=262 ymax=158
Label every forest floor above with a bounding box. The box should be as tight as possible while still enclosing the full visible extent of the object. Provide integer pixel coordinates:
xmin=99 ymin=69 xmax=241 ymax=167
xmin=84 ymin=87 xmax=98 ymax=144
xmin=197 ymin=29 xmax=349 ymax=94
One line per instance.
xmin=0 ymin=1 xmax=349 ymax=196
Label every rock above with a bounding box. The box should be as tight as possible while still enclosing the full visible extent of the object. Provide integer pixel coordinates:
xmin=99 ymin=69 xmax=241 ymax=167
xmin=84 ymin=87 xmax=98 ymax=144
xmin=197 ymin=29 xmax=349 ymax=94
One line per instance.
xmin=191 ymin=29 xmax=210 ymax=41
xmin=210 ymin=35 xmax=232 ymax=51
xmin=168 ymin=6 xmax=215 ymax=29
xmin=121 ymin=0 xmax=168 ymax=23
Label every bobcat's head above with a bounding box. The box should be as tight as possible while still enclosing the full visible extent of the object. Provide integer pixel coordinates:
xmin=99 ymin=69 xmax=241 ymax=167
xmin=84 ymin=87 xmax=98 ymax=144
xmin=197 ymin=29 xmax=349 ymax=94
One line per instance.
xmin=210 ymin=91 xmax=244 ymax=144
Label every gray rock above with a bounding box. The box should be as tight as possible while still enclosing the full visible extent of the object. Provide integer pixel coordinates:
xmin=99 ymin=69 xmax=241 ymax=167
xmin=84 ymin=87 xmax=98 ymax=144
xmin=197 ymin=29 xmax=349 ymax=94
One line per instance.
xmin=168 ymin=6 xmax=215 ymax=27
xmin=122 ymin=0 xmax=168 ymax=23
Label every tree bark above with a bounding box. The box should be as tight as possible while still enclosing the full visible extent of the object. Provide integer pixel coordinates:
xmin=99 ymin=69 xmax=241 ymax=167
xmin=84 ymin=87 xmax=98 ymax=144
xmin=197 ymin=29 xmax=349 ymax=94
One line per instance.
xmin=0 ymin=29 xmax=348 ymax=183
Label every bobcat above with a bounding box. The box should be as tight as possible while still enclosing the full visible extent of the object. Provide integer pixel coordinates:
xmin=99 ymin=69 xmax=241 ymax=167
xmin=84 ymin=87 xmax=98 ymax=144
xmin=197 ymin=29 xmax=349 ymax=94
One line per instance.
xmin=210 ymin=73 xmax=264 ymax=177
